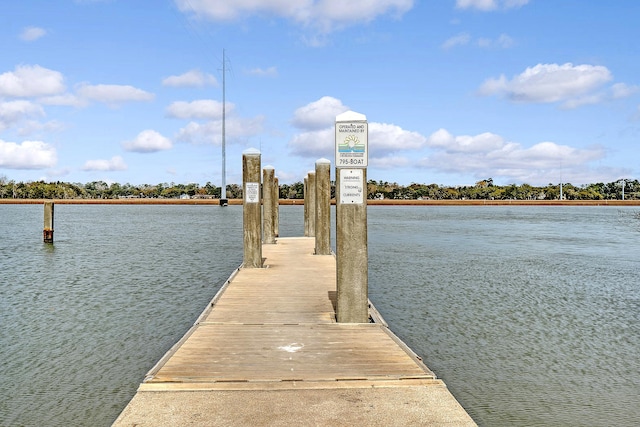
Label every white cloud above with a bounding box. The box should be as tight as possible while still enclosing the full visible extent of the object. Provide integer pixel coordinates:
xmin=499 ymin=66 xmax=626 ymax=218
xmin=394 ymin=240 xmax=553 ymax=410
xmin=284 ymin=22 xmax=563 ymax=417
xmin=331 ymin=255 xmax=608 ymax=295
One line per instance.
xmin=0 ymin=100 xmax=44 ymax=131
xmin=38 ymin=93 xmax=86 ymax=107
xmin=175 ymin=0 xmax=414 ymax=33
xmin=20 ymin=26 xmax=47 ymax=41
xmin=175 ymin=116 xmax=265 ymax=145
xmin=166 ymin=100 xmax=227 ymax=120
xmin=0 ymin=139 xmax=57 ymax=169
xmin=175 ymin=0 xmax=292 ymax=21
xmin=444 ymin=33 xmax=514 ymax=50
xmin=369 ymin=156 xmax=410 ymax=169
xmin=247 ymin=66 xmax=278 ymax=77
xmin=168 ymin=98 xmax=263 ymax=145
xmin=122 ymin=130 xmax=173 ymax=153
xmin=46 ymin=167 xmax=72 ymax=179
xmin=17 ymin=120 xmax=65 ymax=137
xmin=287 ymin=95 xmax=619 ymax=185
xmin=76 ymin=83 xmax=154 ymax=105
xmin=495 ymin=33 xmax=515 ymax=48
xmin=427 ymin=128 xmax=505 ymax=152
xmin=308 ymin=0 xmax=413 ymax=32
xmin=0 ymin=65 xmax=66 ymax=97
xmin=610 ymin=83 xmax=640 ymax=99
xmin=162 ymin=69 xmax=217 ymax=87
xmin=478 ymin=63 xmax=613 ymax=107
xmin=442 ymin=33 xmax=471 ymax=49
xmin=292 ymin=96 xmax=349 ymax=130
xmin=0 ymin=100 xmax=65 ymax=137
xmin=289 ymin=97 xmax=427 ymax=159
xmin=288 ymin=127 xmax=334 ymax=158
xmin=477 ymin=33 xmax=514 ymax=48
xmin=369 ymin=122 xmax=427 ymax=153
xmin=455 ymin=0 xmax=529 ymax=11
xmin=420 ymin=128 xmax=606 ymax=185
xmin=288 ymin=113 xmax=426 ymax=159
xmin=82 ymin=155 xmax=127 ymax=171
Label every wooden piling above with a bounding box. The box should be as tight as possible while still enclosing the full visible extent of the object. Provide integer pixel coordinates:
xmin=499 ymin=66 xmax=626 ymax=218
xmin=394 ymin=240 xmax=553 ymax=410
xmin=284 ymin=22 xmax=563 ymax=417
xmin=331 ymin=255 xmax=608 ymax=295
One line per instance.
xmin=303 ymin=177 xmax=309 ymax=237
xmin=315 ymin=158 xmax=331 ymax=255
xmin=335 ymin=111 xmax=369 ymax=323
xmin=307 ymin=171 xmax=316 ymax=237
xmin=274 ymin=176 xmax=280 ymax=237
xmin=43 ymin=202 xmax=54 ymax=243
xmin=262 ymin=166 xmax=276 ymax=244
xmin=242 ymin=148 xmax=262 ymax=268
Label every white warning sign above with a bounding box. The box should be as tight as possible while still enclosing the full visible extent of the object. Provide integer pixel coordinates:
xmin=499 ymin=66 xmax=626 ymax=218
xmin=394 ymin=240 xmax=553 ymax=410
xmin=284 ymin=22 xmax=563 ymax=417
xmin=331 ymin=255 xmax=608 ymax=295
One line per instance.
xmin=245 ymin=182 xmax=260 ymax=203
xmin=339 ymin=169 xmax=364 ymax=204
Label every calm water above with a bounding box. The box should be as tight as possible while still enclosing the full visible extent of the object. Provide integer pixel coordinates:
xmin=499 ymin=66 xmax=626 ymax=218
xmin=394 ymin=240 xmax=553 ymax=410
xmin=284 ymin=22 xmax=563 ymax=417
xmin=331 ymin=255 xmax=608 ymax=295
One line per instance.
xmin=1 ymin=204 xmax=639 ymax=426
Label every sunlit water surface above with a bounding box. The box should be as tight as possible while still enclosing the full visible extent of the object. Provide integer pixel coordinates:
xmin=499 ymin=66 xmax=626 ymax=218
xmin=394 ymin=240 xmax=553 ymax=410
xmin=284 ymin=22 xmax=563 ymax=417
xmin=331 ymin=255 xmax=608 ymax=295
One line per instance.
xmin=1 ymin=204 xmax=638 ymax=426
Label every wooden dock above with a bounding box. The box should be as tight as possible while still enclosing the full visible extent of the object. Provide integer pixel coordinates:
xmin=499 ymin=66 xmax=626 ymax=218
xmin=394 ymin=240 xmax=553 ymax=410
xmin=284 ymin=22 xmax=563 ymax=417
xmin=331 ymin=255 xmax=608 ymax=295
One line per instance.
xmin=113 ymin=237 xmax=476 ymax=426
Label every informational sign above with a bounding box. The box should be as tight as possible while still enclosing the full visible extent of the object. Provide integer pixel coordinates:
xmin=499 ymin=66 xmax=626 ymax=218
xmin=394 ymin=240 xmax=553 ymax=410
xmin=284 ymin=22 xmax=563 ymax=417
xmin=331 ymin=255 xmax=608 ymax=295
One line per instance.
xmin=335 ymin=120 xmax=368 ymax=168
xmin=245 ymin=182 xmax=260 ymax=203
xmin=339 ymin=169 xmax=364 ymax=204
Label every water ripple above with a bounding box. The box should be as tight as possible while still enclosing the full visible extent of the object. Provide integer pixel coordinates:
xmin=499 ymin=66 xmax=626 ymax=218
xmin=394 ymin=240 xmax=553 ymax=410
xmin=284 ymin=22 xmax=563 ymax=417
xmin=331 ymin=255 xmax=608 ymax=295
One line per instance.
xmin=368 ymin=206 xmax=640 ymax=427
xmin=2 ymin=205 xmax=639 ymax=426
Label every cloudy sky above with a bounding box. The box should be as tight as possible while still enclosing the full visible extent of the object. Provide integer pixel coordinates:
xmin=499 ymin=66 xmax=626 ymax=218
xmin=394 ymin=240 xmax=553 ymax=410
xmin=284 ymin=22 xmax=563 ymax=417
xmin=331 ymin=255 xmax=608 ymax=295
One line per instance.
xmin=1 ymin=0 xmax=639 ymax=186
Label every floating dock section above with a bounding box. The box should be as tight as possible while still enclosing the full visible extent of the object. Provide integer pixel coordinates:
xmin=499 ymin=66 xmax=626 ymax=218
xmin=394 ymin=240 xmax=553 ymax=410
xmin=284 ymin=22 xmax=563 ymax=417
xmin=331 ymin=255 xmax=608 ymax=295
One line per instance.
xmin=113 ymin=237 xmax=476 ymax=426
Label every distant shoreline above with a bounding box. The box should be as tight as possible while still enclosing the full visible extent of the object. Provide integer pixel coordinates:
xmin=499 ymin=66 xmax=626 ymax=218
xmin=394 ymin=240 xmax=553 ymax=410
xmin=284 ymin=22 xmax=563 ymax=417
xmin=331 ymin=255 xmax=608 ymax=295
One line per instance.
xmin=1 ymin=198 xmax=639 ymax=206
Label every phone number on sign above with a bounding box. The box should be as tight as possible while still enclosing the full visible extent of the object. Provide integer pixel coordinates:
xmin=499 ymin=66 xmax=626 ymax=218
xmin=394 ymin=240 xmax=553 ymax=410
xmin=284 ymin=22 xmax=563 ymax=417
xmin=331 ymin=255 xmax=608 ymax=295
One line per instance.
xmin=338 ymin=158 xmax=365 ymax=165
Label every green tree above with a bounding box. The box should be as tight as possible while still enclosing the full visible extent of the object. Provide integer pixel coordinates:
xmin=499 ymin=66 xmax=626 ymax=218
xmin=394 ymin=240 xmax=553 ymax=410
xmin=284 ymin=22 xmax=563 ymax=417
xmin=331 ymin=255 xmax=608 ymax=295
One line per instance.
xmin=226 ymin=184 xmax=243 ymax=199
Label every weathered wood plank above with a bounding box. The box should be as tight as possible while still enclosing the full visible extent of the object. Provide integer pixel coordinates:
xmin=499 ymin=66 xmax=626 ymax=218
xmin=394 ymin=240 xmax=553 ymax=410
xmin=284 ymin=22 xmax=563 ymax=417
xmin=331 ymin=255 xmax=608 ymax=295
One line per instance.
xmin=144 ymin=237 xmax=435 ymax=389
xmin=139 ymin=378 xmax=444 ymax=392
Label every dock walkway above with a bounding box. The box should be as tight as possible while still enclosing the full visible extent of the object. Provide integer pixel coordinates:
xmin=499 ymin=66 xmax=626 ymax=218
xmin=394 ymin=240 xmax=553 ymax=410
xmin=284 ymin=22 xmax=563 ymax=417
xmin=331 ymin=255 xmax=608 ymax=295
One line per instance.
xmin=113 ymin=237 xmax=476 ymax=426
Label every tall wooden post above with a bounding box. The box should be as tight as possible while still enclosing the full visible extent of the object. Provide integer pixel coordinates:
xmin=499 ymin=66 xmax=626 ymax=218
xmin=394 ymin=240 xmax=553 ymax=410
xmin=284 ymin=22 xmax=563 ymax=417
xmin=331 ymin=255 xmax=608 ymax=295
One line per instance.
xmin=335 ymin=111 xmax=368 ymax=323
xmin=243 ymin=148 xmax=262 ymax=268
xmin=315 ymin=158 xmax=331 ymax=255
xmin=307 ymin=171 xmax=316 ymax=237
xmin=43 ymin=202 xmax=54 ymax=243
xmin=274 ymin=176 xmax=280 ymax=237
xmin=262 ymin=166 xmax=276 ymax=244
xmin=303 ymin=177 xmax=309 ymax=237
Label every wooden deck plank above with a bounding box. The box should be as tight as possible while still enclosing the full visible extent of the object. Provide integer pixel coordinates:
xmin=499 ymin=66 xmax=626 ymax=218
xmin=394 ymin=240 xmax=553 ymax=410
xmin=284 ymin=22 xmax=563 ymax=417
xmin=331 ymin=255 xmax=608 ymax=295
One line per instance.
xmin=203 ymin=238 xmax=335 ymax=325
xmin=147 ymin=324 xmax=430 ymax=384
xmin=139 ymin=378 xmax=444 ymax=392
xmin=141 ymin=237 xmax=435 ymax=390
xmin=156 ymin=241 xmax=421 ymax=381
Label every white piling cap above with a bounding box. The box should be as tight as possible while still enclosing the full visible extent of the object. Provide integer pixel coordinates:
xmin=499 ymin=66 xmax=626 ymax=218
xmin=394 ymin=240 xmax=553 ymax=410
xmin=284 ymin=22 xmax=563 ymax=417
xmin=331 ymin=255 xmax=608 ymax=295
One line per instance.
xmin=243 ymin=148 xmax=261 ymax=155
xmin=316 ymin=158 xmax=331 ymax=165
xmin=263 ymin=165 xmax=275 ymax=170
xmin=336 ymin=110 xmax=366 ymax=122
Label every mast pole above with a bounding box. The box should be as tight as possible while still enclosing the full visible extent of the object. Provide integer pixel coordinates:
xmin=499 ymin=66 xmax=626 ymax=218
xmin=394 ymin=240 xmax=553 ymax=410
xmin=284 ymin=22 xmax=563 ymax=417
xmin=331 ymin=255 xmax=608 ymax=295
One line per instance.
xmin=220 ymin=49 xmax=228 ymax=206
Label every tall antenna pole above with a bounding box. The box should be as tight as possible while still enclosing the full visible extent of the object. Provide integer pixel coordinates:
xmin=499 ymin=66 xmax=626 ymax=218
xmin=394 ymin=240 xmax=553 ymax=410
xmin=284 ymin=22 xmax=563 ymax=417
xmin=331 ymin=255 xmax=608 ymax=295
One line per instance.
xmin=220 ymin=49 xmax=228 ymax=206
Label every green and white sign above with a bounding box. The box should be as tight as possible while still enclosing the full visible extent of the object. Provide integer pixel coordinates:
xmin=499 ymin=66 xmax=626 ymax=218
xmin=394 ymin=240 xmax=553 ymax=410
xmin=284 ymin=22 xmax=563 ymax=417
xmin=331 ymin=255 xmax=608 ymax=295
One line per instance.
xmin=335 ymin=111 xmax=367 ymax=168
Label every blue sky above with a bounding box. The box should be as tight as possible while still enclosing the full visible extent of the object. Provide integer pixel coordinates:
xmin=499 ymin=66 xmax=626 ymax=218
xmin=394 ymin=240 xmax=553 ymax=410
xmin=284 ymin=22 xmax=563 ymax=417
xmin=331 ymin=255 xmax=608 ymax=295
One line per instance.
xmin=1 ymin=0 xmax=639 ymax=186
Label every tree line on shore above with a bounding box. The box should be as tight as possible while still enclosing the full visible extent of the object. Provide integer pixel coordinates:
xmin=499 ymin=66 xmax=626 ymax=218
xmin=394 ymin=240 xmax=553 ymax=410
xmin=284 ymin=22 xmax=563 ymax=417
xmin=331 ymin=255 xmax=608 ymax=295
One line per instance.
xmin=0 ymin=175 xmax=637 ymax=201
